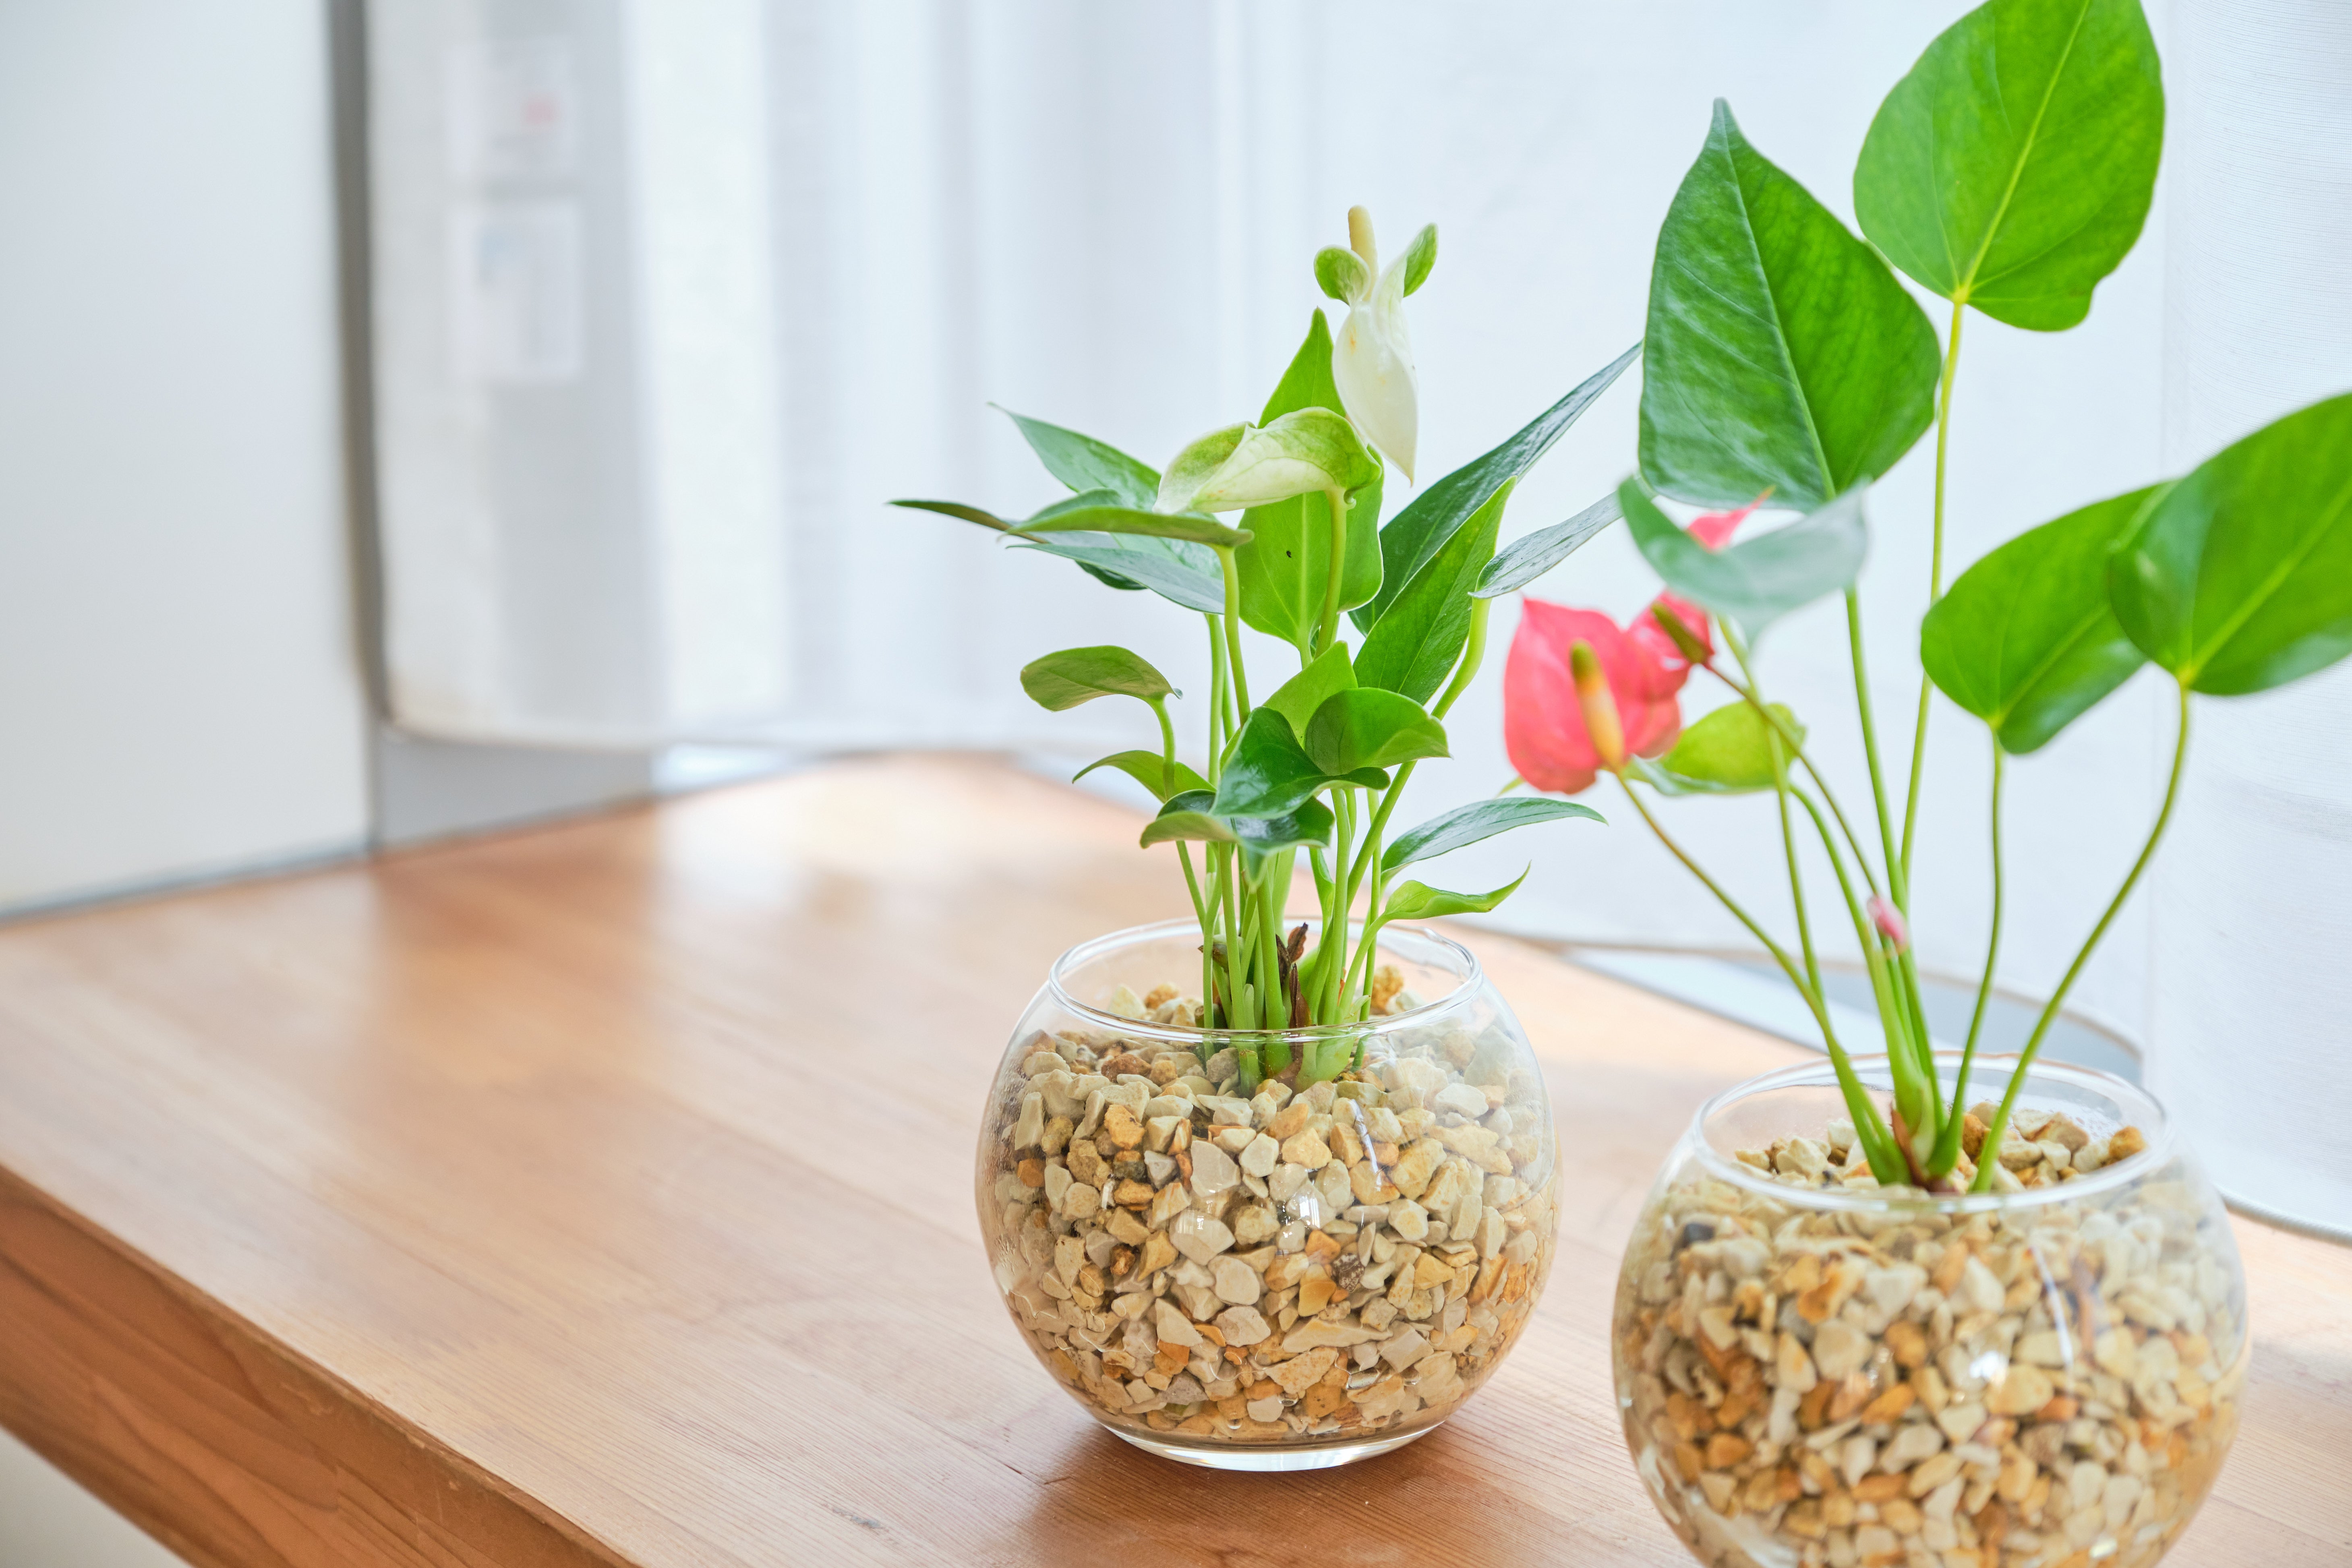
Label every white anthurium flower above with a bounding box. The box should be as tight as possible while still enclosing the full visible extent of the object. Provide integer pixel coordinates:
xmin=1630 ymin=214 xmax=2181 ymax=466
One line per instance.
xmin=1320 ymin=207 xmax=1436 ymax=484
xmin=1156 ymin=410 xmax=1377 ymax=515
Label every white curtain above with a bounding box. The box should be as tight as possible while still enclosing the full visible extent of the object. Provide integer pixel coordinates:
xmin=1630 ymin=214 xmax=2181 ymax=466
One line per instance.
xmin=367 ymin=1 xmax=2349 ymax=1227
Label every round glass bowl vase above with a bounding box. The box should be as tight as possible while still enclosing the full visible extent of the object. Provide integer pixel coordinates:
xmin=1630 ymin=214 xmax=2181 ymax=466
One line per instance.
xmin=1613 ymin=1055 xmax=2246 ymax=1568
xmin=976 ymin=918 xmax=1559 ymax=1471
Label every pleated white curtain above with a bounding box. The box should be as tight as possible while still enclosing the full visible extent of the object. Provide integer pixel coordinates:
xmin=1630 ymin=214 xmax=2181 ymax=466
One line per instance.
xmin=368 ymin=0 xmax=2350 ymax=1229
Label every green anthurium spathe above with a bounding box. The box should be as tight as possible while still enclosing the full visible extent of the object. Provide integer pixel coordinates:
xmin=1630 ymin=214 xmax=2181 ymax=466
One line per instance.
xmin=2110 ymin=394 xmax=2352 ymax=695
xmin=1641 ymin=101 xmax=1940 ymax=510
xmin=994 ymin=407 xmax=1159 ymax=507
xmin=1302 ymin=689 xmax=1449 ymax=777
xmin=1921 ymin=487 xmax=2158 ymax=753
xmin=1854 ymin=0 xmax=2164 ymax=333
xmin=1360 ymin=341 xmax=1639 ymax=632
xmin=1371 ymin=868 xmax=1530 ymax=929
xmin=1327 ymin=207 xmax=1432 ymax=482
xmin=1162 ymin=409 xmax=1379 ymax=517
xmin=1357 ymin=480 xmax=1511 ymax=703
xmin=1019 ymin=646 xmax=1176 ymax=712
xmin=1073 ymin=751 xmax=1211 ymax=803
xmin=1237 ymin=312 xmax=1384 ymax=651
xmin=1381 ymin=798 xmax=1603 ymax=873
xmin=1621 ymin=480 xmax=1868 ymax=644
xmin=1658 ymin=701 xmax=1809 ymax=792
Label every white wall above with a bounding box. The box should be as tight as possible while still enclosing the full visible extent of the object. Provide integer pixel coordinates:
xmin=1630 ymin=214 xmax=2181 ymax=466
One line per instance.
xmin=0 ymin=0 xmax=370 ymax=911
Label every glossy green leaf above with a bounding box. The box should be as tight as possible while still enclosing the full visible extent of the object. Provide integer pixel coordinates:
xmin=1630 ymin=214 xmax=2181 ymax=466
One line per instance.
xmin=1016 ymin=503 xmax=1250 ymax=549
xmin=1398 ymin=224 xmax=1438 ymax=296
xmin=1375 ymin=868 xmax=1530 ymax=927
xmin=1474 ymin=491 xmax=1623 ymax=599
xmin=1303 ymin=689 xmax=1449 ymax=777
xmin=1621 ymin=480 xmax=1868 ymax=643
xmin=1921 ymin=487 xmax=2157 ymax=753
xmin=1641 ymin=101 xmax=1940 ymax=509
xmin=1357 ymin=341 xmax=1640 ymax=631
xmin=1074 ymin=750 xmax=1210 ymax=803
xmin=1357 ymin=481 xmax=1511 ymax=703
xmin=1659 ymin=701 xmax=1807 ymax=792
xmin=1381 ymin=798 xmax=1603 ymax=872
xmin=1263 ymin=642 xmax=1358 ymax=739
xmin=1208 ymin=710 xmax=1328 ymax=818
xmin=1004 ymin=534 xmax=1226 ymax=612
xmin=2111 ymin=394 xmax=2352 ymax=694
xmin=1141 ymin=790 xmax=1333 ymax=869
xmin=1019 ymin=646 xmax=1175 ymax=712
xmin=1237 ymin=313 xmax=1384 ymax=650
xmin=1855 ymin=0 xmax=2164 ymax=332
xmin=994 ymin=408 xmax=1159 ymax=507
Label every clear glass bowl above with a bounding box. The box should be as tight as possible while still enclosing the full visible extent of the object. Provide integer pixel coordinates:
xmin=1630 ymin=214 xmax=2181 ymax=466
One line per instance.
xmin=1613 ymin=1054 xmax=2246 ymax=1568
xmin=976 ymin=917 xmax=1559 ymax=1471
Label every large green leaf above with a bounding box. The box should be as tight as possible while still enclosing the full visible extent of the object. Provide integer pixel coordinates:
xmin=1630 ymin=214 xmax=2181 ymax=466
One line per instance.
xmin=1237 ymin=314 xmax=1385 ymax=650
xmin=891 ymin=495 xmax=1226 ymax=610
xmin=1019 ymin=646 xmax=1175 ymax=712
xmin=1382 ymin=798 xmax=1603 ymax=872
xmin=995 ymin=408 xmax=1159 ymax=507
xmin=1356 ymin=341 xmax=1640 ymax=632
xmin=1659 ymin=701 xmax=1807 ymax=792
xmin=1854 ymin=0 xmax=2164 ymax=333
xmin=1474 ymin=491 xmax=1623 ymax=600
xmin=1302 ymin=689 xmax=1448 ymax=777
xmin=1142 ymin=790 xmax=1333 ymax=869
xmin=1357 ymin=480 xmax=1511 ymax=703
xmin=1263 ymin=642 xmax=1358 ymax=738
xmin=1621 ymin=480 xmax=1868 ymax=642
xmin=2111 ymin=395 xmax=2352 ymax=695
xmin=1375 ymin=869 xmax=1530 ymax=927
xmin=1017 ymin=503 xmax=1251 ymax=549
xmin=1641 ymin=101 xmax=1940 ymax=510
xmin=1921 ymin=487 xmax=2157 ymax=752
xmin=1074 ymin=751 xmax=1210 ymax=803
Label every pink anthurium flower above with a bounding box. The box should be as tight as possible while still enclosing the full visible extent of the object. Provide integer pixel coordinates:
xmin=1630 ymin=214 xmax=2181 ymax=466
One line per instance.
xmin=1868 ymin=895 xmax=1911 ymax=954
xmin=1504 ymin=599 xmax=1685 ymax=795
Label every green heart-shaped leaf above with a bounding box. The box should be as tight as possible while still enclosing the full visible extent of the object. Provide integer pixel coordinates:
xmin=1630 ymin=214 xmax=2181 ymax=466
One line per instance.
xmin=1855 ymin=0 xmax=2164 ymax=332
xmin=1358 ymin=480 xmax=1512 ymax=703
xmin=1375 ymin=869 xmax=1530 ymax=927
xmin=1381 ymin=798 xmax=1603 ymax=873
xmin=1641 ymin=101 xmax=1940 ymax=510
xmin=1303 ymin=689 xmax=1449 ymax=778
xmin=1358 ymin=342 xmax=1639 ymax=631
xmin=1921 ymin=487 xmax=2157 ymax=753
xmin=1263 ymin=642 xmax=1358 ymax=740
xmin=1659 ymin=702 xmax=1808 ymax=792
xmin=1621 ymin=480 xmax=1869 ymax=643
xmin=1208 ymin=710 xmax=1328 ymax=818
xmin=1474 ymin=491 xmax=1623 ymax=600
xmin=994 ymin=408 xmax=1159 ymax=507
xmin=1074 ymin=751 xmax=1210 ymax=803
xmin=1019 ymin=646 xmax=1176 ymax=712
xmin=2111 ymin=394 xmax=2352 ymax=694
xmin=1237 ymin=313 xmax=1385 ymax=650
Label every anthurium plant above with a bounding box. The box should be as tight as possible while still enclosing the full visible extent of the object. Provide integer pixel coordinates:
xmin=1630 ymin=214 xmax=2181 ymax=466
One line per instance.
xmin=898 ymin=211 xmax=1629 ymax=1090
xmin=1505 ymin=0 xmax=2352 ymax=1191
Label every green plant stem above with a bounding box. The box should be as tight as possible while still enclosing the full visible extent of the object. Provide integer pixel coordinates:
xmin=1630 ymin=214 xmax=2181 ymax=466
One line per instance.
xmin=1903 ymin=298 xmax=1967 ymax=887
xmin=1971 ymin=682 xmax=2191 ymax=1192
xmin=1931 ymin=737 xmax=2004 ymax=1177
xmin=1204 ymin=614 xmax=1230 ymax=784
xmin=1702 ymin=662 xmax=1882 ymax=898
xmin=1618 ymin=775 xmax=1905 ymax=1183
xmin=1316 ymin=487 xmax=1348 ymax=658
xmin=1214 ymin=547 xmax=1251 ymax=717
xmin=1846 ymin=588 xmax=1906 ymax=910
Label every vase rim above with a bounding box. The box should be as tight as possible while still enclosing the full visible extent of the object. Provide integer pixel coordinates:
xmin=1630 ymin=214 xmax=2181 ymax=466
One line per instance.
xmin=1046 ymin=916 xmax=1484 ymax=1044
xmin=1684 ymin=1052 xmax=2176 ymax=1214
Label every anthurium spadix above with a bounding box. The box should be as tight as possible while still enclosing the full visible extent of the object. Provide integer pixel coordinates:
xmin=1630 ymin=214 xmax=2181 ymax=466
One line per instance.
xmin=1318 ymin=207 xmax=1435 ymax=483
xmin=1154 ymin=409 xmax=1379 ymax=515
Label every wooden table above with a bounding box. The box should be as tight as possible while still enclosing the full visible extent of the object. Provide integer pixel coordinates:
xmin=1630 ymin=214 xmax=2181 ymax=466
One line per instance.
xmin=0 ymin=756 xmax=2344 ymax=1567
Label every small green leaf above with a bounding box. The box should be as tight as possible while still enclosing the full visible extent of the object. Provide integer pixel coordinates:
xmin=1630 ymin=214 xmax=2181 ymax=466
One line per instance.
xmin=1641 ymin=101 xmax=1940 ymax=509
xmin=1142 ymin=791 xmax=1332 ymax=868
xmin=1074 ymin=751 xmax=1210 ymax=803
xmin=1474 ymin=491 xmax=1623 ymax=599
xmin=1303 ymin=689 xmax=1449 ymax=777
xmin=1358 ymin=342 xmax=1640 ymax=631
xmin=1139 ymin=799 xmax=1236 ymax=848
xmin=994 ymin=408 xmax=1159 ymax=507
xmin=1659 ymin=702 xmax=1807 ymax=792
xmin=1855 ymin=0 xmax=2164 ymax=332
xmin=2111 ymin=394 xmax=2352 ymax=694
xmin=1263 ymin=642 xmax=1358 ymax=739
xmin=1921 ymin=487 xmax=2157 ymax=753
xmin=1238 ymin=313 xmax=1384 ymax=648
xmin=1185 ymin=409 xmax=1379 ymax=514
xmin=1623 ymin=754 xmax=1743 ymax=798
xmin=1375 ymin=869 xmax=1530 ymax=926
xmin=1016 ymin=504 xmax=1251 ymax=549
xmin=1358 ymin=480 xmax=1511 ymax=703
xmin=1621 ymin=480 xmax=1868 ymax=643
xmin=1398 ymin=224 xmax=1438 ymax=296
xmin=1314 ymin=246 xmax=1370 ymax=303
xmin=1019 ymin=646 xmax=1176 ymax=712
xmin=1382 ymin=798 xmax=1603 ymax=872
xmin=1208 ymin=709 xmax=1329 ymax=818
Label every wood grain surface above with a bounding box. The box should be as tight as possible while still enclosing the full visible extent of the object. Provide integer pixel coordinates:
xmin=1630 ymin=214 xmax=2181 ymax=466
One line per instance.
xmin=0 ymin=756 xmax=2344 ymax=1567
